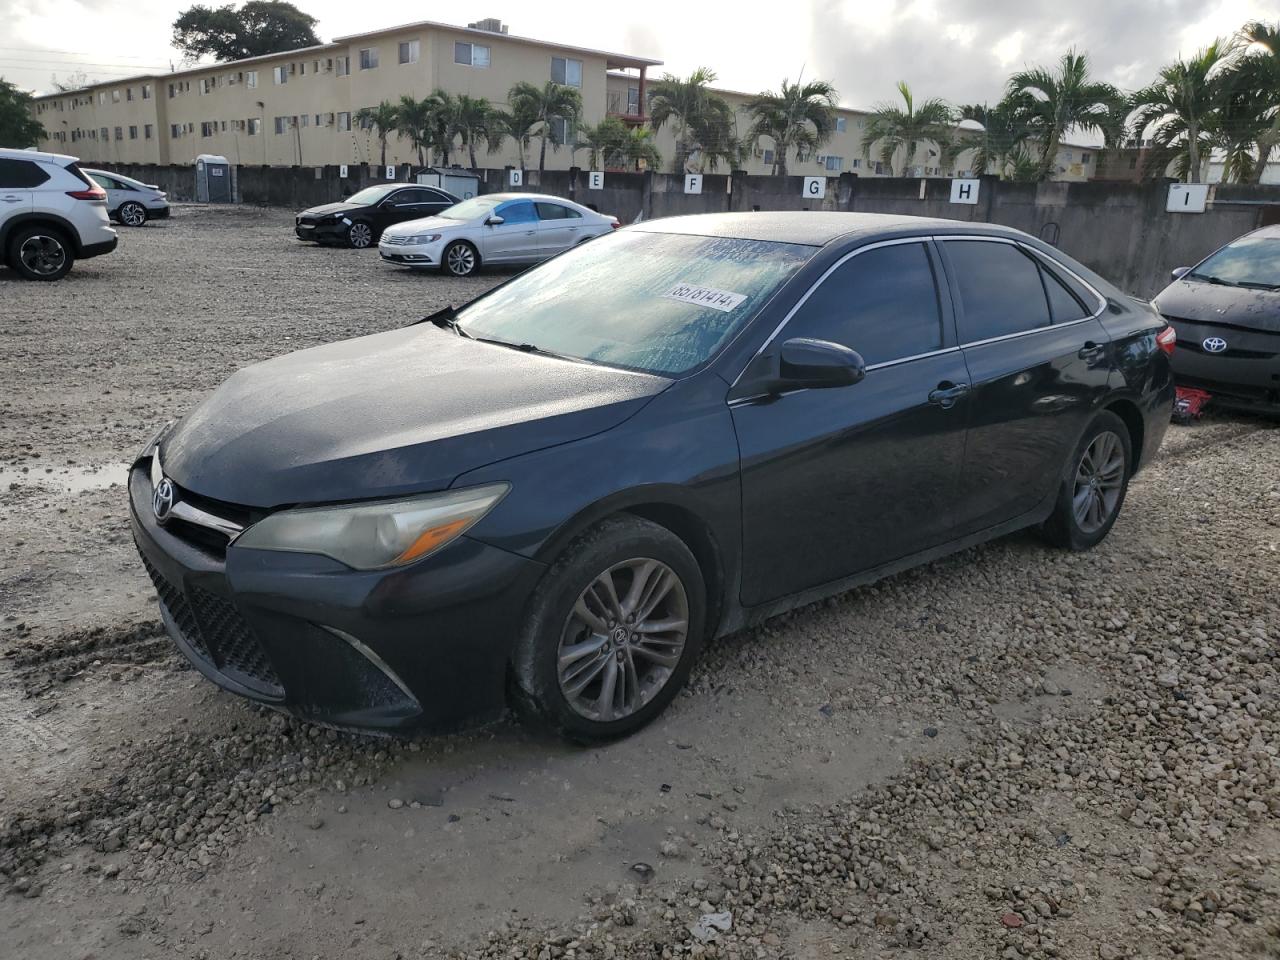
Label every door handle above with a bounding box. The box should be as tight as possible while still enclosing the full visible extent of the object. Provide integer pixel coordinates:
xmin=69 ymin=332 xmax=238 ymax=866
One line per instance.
xmin=525 ymin=230 xmax=535 ymax=236
xmin=1 ymin=196 xmax=22 ymax=203
xmin=1078 ymin=340 xmax=1106 ymax=360
xmin=928 ymin=381 xmax=970 ymax=409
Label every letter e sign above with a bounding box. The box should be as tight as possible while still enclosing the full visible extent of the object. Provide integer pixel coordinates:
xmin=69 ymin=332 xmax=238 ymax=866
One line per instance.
xmin=588 ymin=170 xmax=604 ymax=190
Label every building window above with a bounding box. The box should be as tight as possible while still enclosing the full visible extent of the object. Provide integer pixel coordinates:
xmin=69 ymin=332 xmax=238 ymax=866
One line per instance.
xmin=201 ymin=121 xmax=213 ymax=137
xmin=454 ymin=42 xmax=490 ymax=67
xmin=273 ymin=65 xmax=287 ymax=85
xmin=850 ymin=158 xmax=861 ymax=168
xmin=337 ymin=111 xmax=351 ymax=131
xmin=246 ymin=70 xmax=258 ymax=88
xmin=335 ymin=56 xmax=349 ymax=77
xmin=142 ymin=83 xmax=152 ymax=100
xmin=627 ymin=86 xmax=639 ymax=114
xmin=145 ymin=124 xmax=153 ymax=139
xmin=99 ymin=92 xmax=106 ymax=104
xmin=114 ymin=126 xmax=122 ymax=140
xmin=825 ymin=155 xmax=843 ymax=171
xmin=298 ymin=61 xmax=306 ymax=76
xmin=299 ymin=114 xmax=309 ymax=127
xmin=359 ymin=48 xmax=378 ymax=70
xmin=836 ymin=117 xmax=846 ymax=133
xmin=129 ymin=125 xmax=138 ymax=140
xmin=167 ymin=83 xmax=175 ymax=98
xmin=247 ymin=117 xmax=261 ymax=136
xmin=1128 ymin=156 xmax=1138 ymax=170
xmin=548 ymin=116 xmax=576 ymax=146
xmin=100 ymin=126 xmax=108 ymax=140
xmin=551 ymin=56 xmax=582 ymax=87
xmin=1081 ymin=152 xmax=1092 ymax=164
xmin=169 ymin=123 xmax=180 ymax=138
xmin=126 ymin=87 xmax=134 ymax=101
xmin=274 ymin=116 xmax=288 ymax=135
xmin=399 ymin=39 xmax=419 ymax=64
xmin=111 ymin=89 xmax=120 ymax=102
xmin=762 ymin=148 xmax=775 ymax=166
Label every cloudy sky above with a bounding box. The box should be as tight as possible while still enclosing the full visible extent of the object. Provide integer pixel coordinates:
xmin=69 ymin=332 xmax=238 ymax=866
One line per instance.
xmin=1 ymin=0 xmax=1273 ymax=107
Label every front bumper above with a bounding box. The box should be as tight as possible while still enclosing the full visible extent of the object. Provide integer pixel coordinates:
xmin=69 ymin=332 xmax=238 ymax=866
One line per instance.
xmin=146 ymin=204 xmax=171 ymax=219
xmin=1168 ymin=319 xmax=1280 ymax=412
xmin=129 ymin=459 xmax=546 ymax=731
xmin=295 ymin=219 xmax=348 ymax=243
xmin=378 ymin=238 xmax=444 ymax=266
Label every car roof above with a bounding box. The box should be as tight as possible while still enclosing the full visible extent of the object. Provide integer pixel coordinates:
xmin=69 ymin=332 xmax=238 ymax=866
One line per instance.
xmin=480 ymin=192 xmax=590 ymax=207
xmin=0 ymin=147 xmax=78 ymax=165
xmin=1244 ymin=224 xmax=1280 ymax=241
xmin=629 ymin=211 xmax=1031 ymax=247
xmin=84 ymin=167 xmax=138 ymax=181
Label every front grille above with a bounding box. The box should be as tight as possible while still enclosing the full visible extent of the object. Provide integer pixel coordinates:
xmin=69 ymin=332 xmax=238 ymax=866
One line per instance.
xmin=140 ymin=552 xmax=210 ymax=661
xmin=187 ymin=586 xmax=281 ymax=691
xmin=380 ymin=235 xmax=414 ymax=245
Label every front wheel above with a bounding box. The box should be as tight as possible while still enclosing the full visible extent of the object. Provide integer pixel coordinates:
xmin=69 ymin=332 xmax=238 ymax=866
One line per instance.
xmin=511 ymin=516 xmax=705 ymax=742
xmin=1042 ymin=410 xmax=1132 ymax=550
xmin=119 ymin=202 xmax=147 ymax=227
xmin=346 ymin=221 xmax=374 ymax=248
xmin=442 ymin=240 xmax=478 ymax=276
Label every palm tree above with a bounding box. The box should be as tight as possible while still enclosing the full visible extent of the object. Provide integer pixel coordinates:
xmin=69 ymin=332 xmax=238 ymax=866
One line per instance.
xmin=578 ymin=117 xmax=629 ymax=169
xmin=487 ymin=101 xmax=539 ymax=171
xmin=1129 ymin=40 xmax=1236 ymax=183
xmin=959 ymin=99 xmax=1033 ymax=178
xmin=1006 ymin=50 xmax=1124 ymax=180
xmin=449 ymin=94 xmax=494 ymax=169
xmin=356 ymin=100 xmax=399 ymax=167
xmin=1228 ymin=20 xmax=1280 ymax=183
xmin=863 ymin=81 xmax=953 ymax=176
xmin=394 ymin=95 xmax=432 ymax=167
xmin=420 ymin=89 xmax=462 ymax=166
xmin=647 ymin=67 xmax=737 ymax=174
xmin=621 ymin=125 xmax=661 ymax=171
xmin=746 ymin=79 xmax=839 ymax=176
xmin=507 ymin=81 xmax=584 ymax=175
xmin=929 ymin=126 xmax=970 ymax=176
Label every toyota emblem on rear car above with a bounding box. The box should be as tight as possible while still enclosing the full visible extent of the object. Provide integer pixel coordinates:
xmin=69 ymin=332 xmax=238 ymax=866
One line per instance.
xmin=1203 ymin=337 xmax=1228 ymax=353
xmin=153 ymin=477 xmax=175 ymax=523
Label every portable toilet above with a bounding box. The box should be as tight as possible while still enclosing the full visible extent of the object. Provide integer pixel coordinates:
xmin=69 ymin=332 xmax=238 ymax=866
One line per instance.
xmin=416 ymin=167 xmax=480 ymax=200
xmin=195 ymin=154 xmax=232 ymax=203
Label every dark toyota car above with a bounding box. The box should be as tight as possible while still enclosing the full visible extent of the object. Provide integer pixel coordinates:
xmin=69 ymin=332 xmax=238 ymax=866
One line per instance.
xmin=294 ymin=183 xmax=460 ymax=248
xmin=1154 ymin=225 xmax=1280 ymax=414
xmin=131 ymin=213 xmax=1174 ymax=741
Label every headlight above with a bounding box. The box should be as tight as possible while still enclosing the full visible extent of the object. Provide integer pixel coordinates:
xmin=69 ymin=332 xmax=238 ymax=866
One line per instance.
xmin=405 ymin=233 xmax=442 ymax=244
xmin=235 ymin=483 xmax=509 ymax=570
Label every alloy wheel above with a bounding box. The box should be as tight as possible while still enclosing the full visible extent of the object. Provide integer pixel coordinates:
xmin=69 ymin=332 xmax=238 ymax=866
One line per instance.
xmin=1072 ymin=430 xmax=1125 ymax=534
xmin=348 ymin=222 xmax=373 ymax=248
xmin=19 ymin=235 xmax=67 ymax=277
xmin=120 ymin=203 xmax=146 ymax=226
xmin=557 ymin=558 xmax=689 ymax=723
xmin=447 ymin=243 xmax=476 ymax=276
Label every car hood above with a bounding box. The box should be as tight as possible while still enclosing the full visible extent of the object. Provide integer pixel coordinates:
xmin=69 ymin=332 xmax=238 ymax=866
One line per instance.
xmin=382 ymin=215 xmax=464 ymax=236
xmin=161 ymin=325 xmax=669 ymax=508
xmin=1154 ymin=278 xmax=1280 ymax=332
xmin=299 ymin=201 xmax=362 ymax=219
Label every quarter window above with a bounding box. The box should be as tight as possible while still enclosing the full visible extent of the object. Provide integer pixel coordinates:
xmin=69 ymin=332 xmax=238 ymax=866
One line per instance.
xmin=535 ymin=202 xmax=581 ymax=220
xmin=946 ymin=240 xmax=1051 ymax=342
xmin=786 ymin=242 xmax=943 ymax=366
xmin=0 ymin=158 xmax=51 ymax=188
xmin=1039 ymin=262 xmax=1089 ymax=323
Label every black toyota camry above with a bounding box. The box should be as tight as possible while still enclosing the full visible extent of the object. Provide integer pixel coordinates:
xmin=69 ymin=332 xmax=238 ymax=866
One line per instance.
xmin=1153 ymin=224 xmax=1280 ymax=414
xmin=131 ymin=212 xmax=1174 ymax=741
xmin=294 ymin=183 xmax=460 ymax=248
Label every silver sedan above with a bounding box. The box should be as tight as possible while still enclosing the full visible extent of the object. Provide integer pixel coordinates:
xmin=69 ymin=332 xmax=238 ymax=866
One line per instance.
xmin=377 ymin=192 xmax=618 ymax=276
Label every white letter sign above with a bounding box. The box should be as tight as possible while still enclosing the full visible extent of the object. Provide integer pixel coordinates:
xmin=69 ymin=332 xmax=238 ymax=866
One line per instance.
xmin=339 ymin=164 xmax=348 ymax=178
xmin=1167 ymin=183 xmax=1209 ymax=213
xmin=588 ymin=170 xmax=604 ymax=190
xmin=950 ymin=178 xmax=980 ymax=204
xmin=385 ymin=165 xmax=395 ymax=180
xmin=684 ymin=173 xmax=702 ymax=194
xmin=803 ymin=176 xmax=826 ymax=199
xmin=509 ymin=168 xmax=523 ymax=187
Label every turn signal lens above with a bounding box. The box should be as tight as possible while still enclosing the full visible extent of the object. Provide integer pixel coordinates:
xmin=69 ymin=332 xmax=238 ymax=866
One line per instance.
xmin=235 ymin=483 xmax=510 ymax=570
xmin=1156 ymin=325 xmax=1177 ymax=356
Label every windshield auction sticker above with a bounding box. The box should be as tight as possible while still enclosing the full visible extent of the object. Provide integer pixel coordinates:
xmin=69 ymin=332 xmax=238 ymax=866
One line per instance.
xmin=663 ymin=283 xmax=748 ymax=313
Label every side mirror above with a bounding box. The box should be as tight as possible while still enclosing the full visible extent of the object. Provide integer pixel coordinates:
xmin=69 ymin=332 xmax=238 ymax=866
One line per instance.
xmin=777 ymin=338 xmax=866 ymax=390
xmin=1171 ymin=266 xmax=1190 ymax=281
xmin=485 ymin=215 xmax=505 ymax=226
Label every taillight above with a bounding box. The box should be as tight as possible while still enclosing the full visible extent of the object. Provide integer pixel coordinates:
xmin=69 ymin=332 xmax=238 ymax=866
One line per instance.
xmin=1156 ymin=325 xmax=1176 ymax=356
xmin=609 ymin=218 xmax=620 ymax=229
xmin=67 ymin=187 xmax=106 ymax=202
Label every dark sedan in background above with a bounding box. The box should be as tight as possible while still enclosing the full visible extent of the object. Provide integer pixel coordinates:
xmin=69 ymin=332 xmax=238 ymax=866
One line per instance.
xmin=132 ymin=212 xmax=1174 ymax=741
xmin=294 ymin=183 xmax=460 ymax=248
xmin=1155 ymin=224 xmax=1280 ymax=414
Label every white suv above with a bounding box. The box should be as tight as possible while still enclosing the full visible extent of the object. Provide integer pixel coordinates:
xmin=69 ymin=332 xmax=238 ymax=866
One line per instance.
xmin=0 ymin=148 xmax=118 ymax=280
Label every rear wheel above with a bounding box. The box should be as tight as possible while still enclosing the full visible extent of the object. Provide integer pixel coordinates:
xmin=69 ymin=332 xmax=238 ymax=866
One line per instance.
xmin=1042 ymin=410 xmax=1131 ymax=550
xmin=118 ymin=202 xmax=147 ymax=227
xmin=346 ymin=221 xmax=374 ymax=248
xmin=511 ymin=516 xmax=705 ymax=742
xmin=443 ymin=240 xmax=478 ymax=276
xmin=8 ymin=226 xmax=74 ymax=281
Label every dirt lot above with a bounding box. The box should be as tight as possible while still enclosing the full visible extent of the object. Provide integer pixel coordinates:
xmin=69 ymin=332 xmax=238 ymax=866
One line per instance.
xmin=1 ymin=205 xmax=1278 ymax=960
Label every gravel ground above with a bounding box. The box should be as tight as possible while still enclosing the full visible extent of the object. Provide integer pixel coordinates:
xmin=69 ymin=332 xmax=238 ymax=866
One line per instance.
xmin=1 ymin=205 xmax=1278 ymax=960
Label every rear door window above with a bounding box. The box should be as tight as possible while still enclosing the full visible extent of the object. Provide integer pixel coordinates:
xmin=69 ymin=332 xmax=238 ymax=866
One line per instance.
xmin=784 ymin=241 xmax=944 ymax=365
xmin=945 ymin=240 xmax=1051 ymax=342
xmin=0 ymin=159 xmax=51 ymax=189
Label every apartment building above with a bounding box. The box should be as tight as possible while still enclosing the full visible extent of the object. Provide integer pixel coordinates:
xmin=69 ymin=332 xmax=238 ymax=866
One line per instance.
xmin=30 ymin=18 xmax=658 ymax=170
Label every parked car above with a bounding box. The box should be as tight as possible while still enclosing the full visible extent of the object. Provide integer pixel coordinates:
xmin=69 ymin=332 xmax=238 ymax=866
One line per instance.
xmin=84 ymin=168 xmax=170 ymax=226
xmin=130 ymin=212 xmax=1174 ymax=740
xmin=1153 ymin=225 xmax=1280 ymax=414
xmin=0 ymin=148 xmax=117 ymax=281
xmin=378 ymin=192 xmax=619 ymax=276
xmin=294 ymin=184 xmax=460 ymax=248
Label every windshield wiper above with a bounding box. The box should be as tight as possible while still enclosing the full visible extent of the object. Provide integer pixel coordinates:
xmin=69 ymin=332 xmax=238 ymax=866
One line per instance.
xmin=1235 ymin=280 xmax=1280 ymax=291
xmin=1189 ymin=274 xmax=1238 ymax=287
xmin=468 ymin=335 xmax=578 ymax=361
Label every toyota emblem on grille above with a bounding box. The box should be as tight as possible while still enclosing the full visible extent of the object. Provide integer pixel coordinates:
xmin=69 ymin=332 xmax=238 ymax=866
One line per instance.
xmin=153 ymin=477 xmax=176 ymax=523
xmin=1203 ymin=336 xmax=1228 ymax=354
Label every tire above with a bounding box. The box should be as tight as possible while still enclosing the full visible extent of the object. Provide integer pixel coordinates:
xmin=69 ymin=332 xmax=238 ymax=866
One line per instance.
xmin=346 ymin=221 xmax=374 ymax=249
xmin=1041 ymin=410 xmax=1132 ymax=551
xmin=442 ymin=240 xmax=478 ymax=276
xmin=8 ymin=225 xmax=74 ymax=281
xmin=118 ymin=202 xmax=148 ymax=227
xmin=511 ymin=515 xmax=706 ymax=742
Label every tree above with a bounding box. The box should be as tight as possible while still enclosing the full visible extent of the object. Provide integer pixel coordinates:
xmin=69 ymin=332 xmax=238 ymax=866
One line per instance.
xmin=423 ymin=90 xmax=461 ymax=166
xmin=1226 ymin=20 xmax=1280 ymax=183
xmin=622 ymin=125 xmax=661 ymax=171
xmin=647 ymin=67 xmax=737 ymax=174
xmin=394 ymin=95 xmax=433 ymax=167
xmin=1006 ymin=50 xmax=1123 ymax=180
xmin=50 ymin=70 xmax=90 ymax=93
xmin=507 ymin=81 xmax=583 ymax=175
xmin=578 ymin=117 xmax=630 ymax=169
xmin=863 ymin=81 xmax=953 ymax=176
xmin=454 ymin=95 xmax=495 ymax=169
xmin=490 ymin=100 xmax=541 ymax=171
xmin=746 ymin=79 xmax=839 ymax=176
xmin=958 ymin=100 xmax=1033 ymax=178
xmin=1128 ymin=39 xmax=1236 ymax=183
xmin=0 ymin=78 xmax=44 ymax=149
xmin=929 ymin=126 xmax=970 ymax=176
xmin=356 ymin=101 xmax=399 ymax=167
xmin=172 ymin=1 xmax=319 ymax=62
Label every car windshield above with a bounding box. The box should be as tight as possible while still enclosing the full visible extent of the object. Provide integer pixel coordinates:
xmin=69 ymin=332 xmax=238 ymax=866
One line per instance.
xmin=1189 ymin=235 xmax=1280 ymax=289
xmin=439 ymin=197 xmax=500 ymax=220
xmin=454 ymin=231 xmax=814 ymax=376
xmin=346 ymin=185 xmax=399 ymax=205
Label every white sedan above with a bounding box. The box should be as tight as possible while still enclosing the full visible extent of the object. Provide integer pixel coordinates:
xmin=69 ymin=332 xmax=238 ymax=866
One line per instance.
xmin=378 ymin=192 xmax=618 ymax=276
